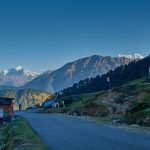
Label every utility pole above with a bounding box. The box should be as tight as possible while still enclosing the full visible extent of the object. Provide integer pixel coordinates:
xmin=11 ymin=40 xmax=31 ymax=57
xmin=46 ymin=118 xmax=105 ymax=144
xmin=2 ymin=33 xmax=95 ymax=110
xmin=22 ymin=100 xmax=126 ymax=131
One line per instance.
xmin=107 ymin=77 xmax=111 ymax=89
xmin=149 ymin=66 xmax=150 ymax=76
xmin=107 ymin=77 xmax=111 ymax=97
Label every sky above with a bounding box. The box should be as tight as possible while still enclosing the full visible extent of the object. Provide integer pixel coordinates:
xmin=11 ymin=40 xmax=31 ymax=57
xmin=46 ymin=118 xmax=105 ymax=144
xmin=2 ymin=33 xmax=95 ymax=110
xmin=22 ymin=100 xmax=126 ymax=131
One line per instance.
xmin=0 ymin=0 xmax=150 ymax=71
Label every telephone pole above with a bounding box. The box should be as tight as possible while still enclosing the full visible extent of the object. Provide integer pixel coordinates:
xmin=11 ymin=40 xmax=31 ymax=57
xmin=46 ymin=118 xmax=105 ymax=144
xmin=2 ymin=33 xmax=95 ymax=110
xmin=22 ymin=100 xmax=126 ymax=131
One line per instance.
xmin=107 ymin=77 xmax=111 ymax=90
xmin=107 ymin=77 xmax=111 ymax=97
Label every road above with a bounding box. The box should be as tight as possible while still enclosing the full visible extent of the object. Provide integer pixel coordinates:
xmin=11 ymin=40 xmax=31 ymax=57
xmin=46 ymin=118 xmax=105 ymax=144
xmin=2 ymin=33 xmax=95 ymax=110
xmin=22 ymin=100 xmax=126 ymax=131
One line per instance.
xmin=16 ymin=111 xmax=150 ymax=150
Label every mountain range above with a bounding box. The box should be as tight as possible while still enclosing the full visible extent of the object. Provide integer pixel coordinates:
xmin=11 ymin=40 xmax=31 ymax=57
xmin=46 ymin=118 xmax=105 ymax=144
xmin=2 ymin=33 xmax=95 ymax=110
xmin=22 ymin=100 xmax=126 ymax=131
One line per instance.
xmin=0 ymin=54 xmax=144 ymax=92
xmin=0 ymin=66 xmax=40 ymax=87
xmin=22 ymin=54 xmax=140 ymax=92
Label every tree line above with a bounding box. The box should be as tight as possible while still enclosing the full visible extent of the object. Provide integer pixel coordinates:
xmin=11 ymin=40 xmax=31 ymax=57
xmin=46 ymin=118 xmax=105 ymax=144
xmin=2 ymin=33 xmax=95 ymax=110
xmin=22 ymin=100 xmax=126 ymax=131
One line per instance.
xmin=57 ymin=55 xmax=150 ymax=97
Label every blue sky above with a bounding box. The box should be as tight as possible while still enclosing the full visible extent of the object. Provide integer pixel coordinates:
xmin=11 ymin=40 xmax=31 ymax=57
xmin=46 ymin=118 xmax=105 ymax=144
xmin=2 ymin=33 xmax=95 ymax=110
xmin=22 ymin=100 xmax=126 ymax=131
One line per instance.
xmin=0 ymin=0 xmax=150 ymax=71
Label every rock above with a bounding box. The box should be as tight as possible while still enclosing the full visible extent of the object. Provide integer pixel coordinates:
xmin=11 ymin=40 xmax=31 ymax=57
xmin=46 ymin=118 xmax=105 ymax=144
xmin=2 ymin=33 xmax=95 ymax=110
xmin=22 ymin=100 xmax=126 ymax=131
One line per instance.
xmin=142 ymin=117 xmax=150 ymax=126
xmin=112 ymin=119 xmax=120 ymax=124
xmin=129 ymin=124 xmax=140 ymax=128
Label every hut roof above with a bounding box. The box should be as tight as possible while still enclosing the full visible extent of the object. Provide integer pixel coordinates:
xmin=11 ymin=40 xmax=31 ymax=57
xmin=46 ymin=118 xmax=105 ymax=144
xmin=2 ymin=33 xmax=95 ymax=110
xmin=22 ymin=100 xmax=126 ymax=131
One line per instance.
xmin=0 ymin=97 xmax=14 ymax=105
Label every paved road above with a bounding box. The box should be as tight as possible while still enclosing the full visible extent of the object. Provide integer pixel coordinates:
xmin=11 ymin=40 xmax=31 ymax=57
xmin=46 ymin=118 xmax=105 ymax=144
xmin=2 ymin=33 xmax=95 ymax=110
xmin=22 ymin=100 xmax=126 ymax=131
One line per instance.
xmin=16 ymin=111 xmax=150 ymax=150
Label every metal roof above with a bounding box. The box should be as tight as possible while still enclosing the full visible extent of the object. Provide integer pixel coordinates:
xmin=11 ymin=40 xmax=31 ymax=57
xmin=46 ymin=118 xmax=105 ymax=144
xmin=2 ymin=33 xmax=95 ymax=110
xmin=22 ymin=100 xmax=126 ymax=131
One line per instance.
xmin=0 ymin=97 xmax=14 ymax=104
xmin=43 ymin=99 xmax=57 ymax=107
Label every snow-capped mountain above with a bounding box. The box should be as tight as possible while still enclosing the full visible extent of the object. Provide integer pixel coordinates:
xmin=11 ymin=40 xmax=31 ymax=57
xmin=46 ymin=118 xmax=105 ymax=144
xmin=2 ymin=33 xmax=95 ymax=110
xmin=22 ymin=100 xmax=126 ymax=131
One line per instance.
xmin=0 ymin=66 xmax=41 ymax=87
xmin=118 ymin=53 xmax=144 ymax=59
xmin=23 ymin=55 xmax=133 ymax=92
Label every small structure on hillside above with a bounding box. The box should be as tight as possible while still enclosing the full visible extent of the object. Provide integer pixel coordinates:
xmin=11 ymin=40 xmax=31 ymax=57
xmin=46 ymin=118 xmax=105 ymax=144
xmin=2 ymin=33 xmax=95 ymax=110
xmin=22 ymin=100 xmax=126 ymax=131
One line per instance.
xmin=0 ymin=97 xmax=14 ymax=120
xmin=43 ymin=99 xmax=56 ymax=108
xmin=43 ymin=98 xmax=65 ymax=108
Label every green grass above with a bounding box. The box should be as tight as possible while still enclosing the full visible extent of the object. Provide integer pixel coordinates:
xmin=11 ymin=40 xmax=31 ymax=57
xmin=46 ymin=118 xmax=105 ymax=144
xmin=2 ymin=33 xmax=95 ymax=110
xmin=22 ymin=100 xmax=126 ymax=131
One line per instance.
xmin=0 ymin=122 xmax=13 ymax=150
xmin=125 ymin=93 xmax=150 ymax=126
xmin=62 ymin=91 xmax=104 ymax=101
xmin=60 ymin=77 xmax=150 ymax=126
xmin=60 ymin=91 xmax=109 ymax=117
xmin=62 ymin=91 xmax=104 ymax=108
xmin=4 ymin=123 xmax=13 ymax=150
xmin=129 ymin=78 xmax=145 ymax=85
xmin=128 ymin=78 xmax=150 ymax=90
xmin=13 ymin=117 xmax=48 ymax=150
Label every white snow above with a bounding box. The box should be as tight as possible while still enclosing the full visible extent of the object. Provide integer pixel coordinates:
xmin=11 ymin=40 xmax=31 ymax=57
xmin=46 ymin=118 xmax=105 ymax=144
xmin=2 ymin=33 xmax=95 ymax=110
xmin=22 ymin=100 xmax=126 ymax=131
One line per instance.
xmin=3 ymin=69 xmax=9 ymax=75
xmin=15 ymin=66 xmax=23 ymax=71
xmin=118 ymin=54 xmax=133 ymax=59
xmin=0 ymin=66 xmax=41 ymax=77
xmin=133 ymin=53 xmax=144 ymax=59
xmin=118 ymin=53 xmax=144 ymax=59
xmin=24 ymin=69 xmax=41 ymax=76
xmin=0 ymin=66 xmax=42 ymax=87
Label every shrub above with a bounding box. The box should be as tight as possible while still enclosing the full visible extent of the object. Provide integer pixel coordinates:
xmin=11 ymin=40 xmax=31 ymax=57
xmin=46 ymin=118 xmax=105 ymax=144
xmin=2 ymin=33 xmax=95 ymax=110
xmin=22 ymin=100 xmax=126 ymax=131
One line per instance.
xmin=124 ymin=93 xmax=150 ymax=126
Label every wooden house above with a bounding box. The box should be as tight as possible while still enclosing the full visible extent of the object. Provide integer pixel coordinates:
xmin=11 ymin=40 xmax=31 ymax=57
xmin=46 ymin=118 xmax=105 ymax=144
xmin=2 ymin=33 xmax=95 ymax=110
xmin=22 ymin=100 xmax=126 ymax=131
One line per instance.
xmin=0 ymin=97 xmax=14 ymax=118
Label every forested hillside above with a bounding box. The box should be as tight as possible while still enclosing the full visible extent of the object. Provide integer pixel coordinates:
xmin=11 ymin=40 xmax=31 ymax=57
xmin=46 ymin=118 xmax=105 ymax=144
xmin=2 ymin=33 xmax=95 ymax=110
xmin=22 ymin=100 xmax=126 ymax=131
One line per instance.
xmin=17 ymin=89 xmax=51 ymax=109
xmin=23 ymin=55 xmax=132 ymax=92
xmin=0 ymin=89 xmax=51 ymax=109
xmin=55 ymin=55 xmax=150 ymax=126
xmin=59 ymin=55 xmax=150 ymax=97
xmin=0 ymin=89 xmax=16 ymax=98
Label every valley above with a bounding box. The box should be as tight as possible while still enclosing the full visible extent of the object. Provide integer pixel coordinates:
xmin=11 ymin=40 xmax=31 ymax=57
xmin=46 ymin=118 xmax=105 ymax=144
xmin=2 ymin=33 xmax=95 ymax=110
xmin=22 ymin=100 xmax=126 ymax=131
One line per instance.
xmin=0 ymin=54 xmax=150 ymax=150
xmin=1 ymin=1 xmax=150 ymax=150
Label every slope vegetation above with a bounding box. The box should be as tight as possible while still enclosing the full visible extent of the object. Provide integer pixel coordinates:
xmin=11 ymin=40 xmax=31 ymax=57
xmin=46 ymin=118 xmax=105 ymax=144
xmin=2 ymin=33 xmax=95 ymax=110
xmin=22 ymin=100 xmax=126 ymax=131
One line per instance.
xmin=60 ymin=55 xmax=150 ymax=97
xmin=60 ymin=78 xmax=150 ymax=126
xmin=0 ymin=89 xmax=51 ymax=109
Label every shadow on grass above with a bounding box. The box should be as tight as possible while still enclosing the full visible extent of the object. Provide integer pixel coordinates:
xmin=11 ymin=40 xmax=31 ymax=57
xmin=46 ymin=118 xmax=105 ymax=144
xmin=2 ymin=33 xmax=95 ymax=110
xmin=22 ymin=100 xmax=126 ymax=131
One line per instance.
xmin=13 ymin=116 xmax=48 ymax=150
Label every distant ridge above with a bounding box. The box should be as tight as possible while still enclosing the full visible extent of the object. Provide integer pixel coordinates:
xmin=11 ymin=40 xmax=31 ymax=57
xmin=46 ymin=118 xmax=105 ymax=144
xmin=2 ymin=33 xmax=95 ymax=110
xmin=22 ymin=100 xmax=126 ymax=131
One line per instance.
xmin=60 ymin=54 xmax=149 ymax=97
xmin=22 ymin=55 xmax=136 ymax=92
xmin=0 ymin=66 xmax=41 ymax=87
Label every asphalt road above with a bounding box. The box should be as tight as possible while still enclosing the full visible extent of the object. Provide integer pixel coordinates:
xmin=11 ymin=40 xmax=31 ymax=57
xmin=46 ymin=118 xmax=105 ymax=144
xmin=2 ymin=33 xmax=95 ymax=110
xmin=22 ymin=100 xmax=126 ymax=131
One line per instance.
xmin=16 ymin=111 xmax=150 ymax=150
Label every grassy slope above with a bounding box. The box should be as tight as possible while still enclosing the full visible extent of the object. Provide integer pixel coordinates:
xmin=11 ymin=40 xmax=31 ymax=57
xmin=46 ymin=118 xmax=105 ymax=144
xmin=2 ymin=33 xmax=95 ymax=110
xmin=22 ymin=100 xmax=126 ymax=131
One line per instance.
xmin=61 ymin=91 xmax=104 ymax=108
xmin=0 ymin=123 xmax=13 ymax=150
xmin=60 ymin=77 xmax=150 ymax=126
xmin=13 ymin=117 xmax=48 ymax=150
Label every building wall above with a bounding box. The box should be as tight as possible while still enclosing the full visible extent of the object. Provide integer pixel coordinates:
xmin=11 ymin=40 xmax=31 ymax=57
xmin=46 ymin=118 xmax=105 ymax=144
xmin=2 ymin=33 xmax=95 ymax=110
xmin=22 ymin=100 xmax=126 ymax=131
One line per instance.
xmin=13 ymin=103 xmax=19 ymax=110
xmin=0 ymin=104 xmax=13 ymax=116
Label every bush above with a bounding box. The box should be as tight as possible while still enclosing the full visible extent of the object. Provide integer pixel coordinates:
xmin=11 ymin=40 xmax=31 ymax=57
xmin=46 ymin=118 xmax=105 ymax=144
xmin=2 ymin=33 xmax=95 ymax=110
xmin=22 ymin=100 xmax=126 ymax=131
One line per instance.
xmin=124 ymin=93 xmax=150 ymax=126
xmin=83 ymin=102 xmax=109 ymax=117
xmin=124 ymin=109 xmax=150 ymax=126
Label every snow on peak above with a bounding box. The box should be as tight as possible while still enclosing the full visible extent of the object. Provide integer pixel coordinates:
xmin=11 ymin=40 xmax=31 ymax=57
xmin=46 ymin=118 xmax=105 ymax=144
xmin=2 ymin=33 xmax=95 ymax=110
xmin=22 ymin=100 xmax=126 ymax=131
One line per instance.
xmin=15 ymin=66 xmax=23 ymax=71
xmin=133 ymin=53 xmax=144 ymax=59
xmin=0 ymin=66 xmax=41 ymax=77
xmin=118 ymin=54 xmax=133 ymax=59
xmin=3 ymin=69 xmax=9 ymax=75
xmin=0 ymin=66 xmax=42 ymax=87
xmin=118 ymin=53 xmax=144 ymax=60
xmin=24 ymin=69 xmax=41 ymax=77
